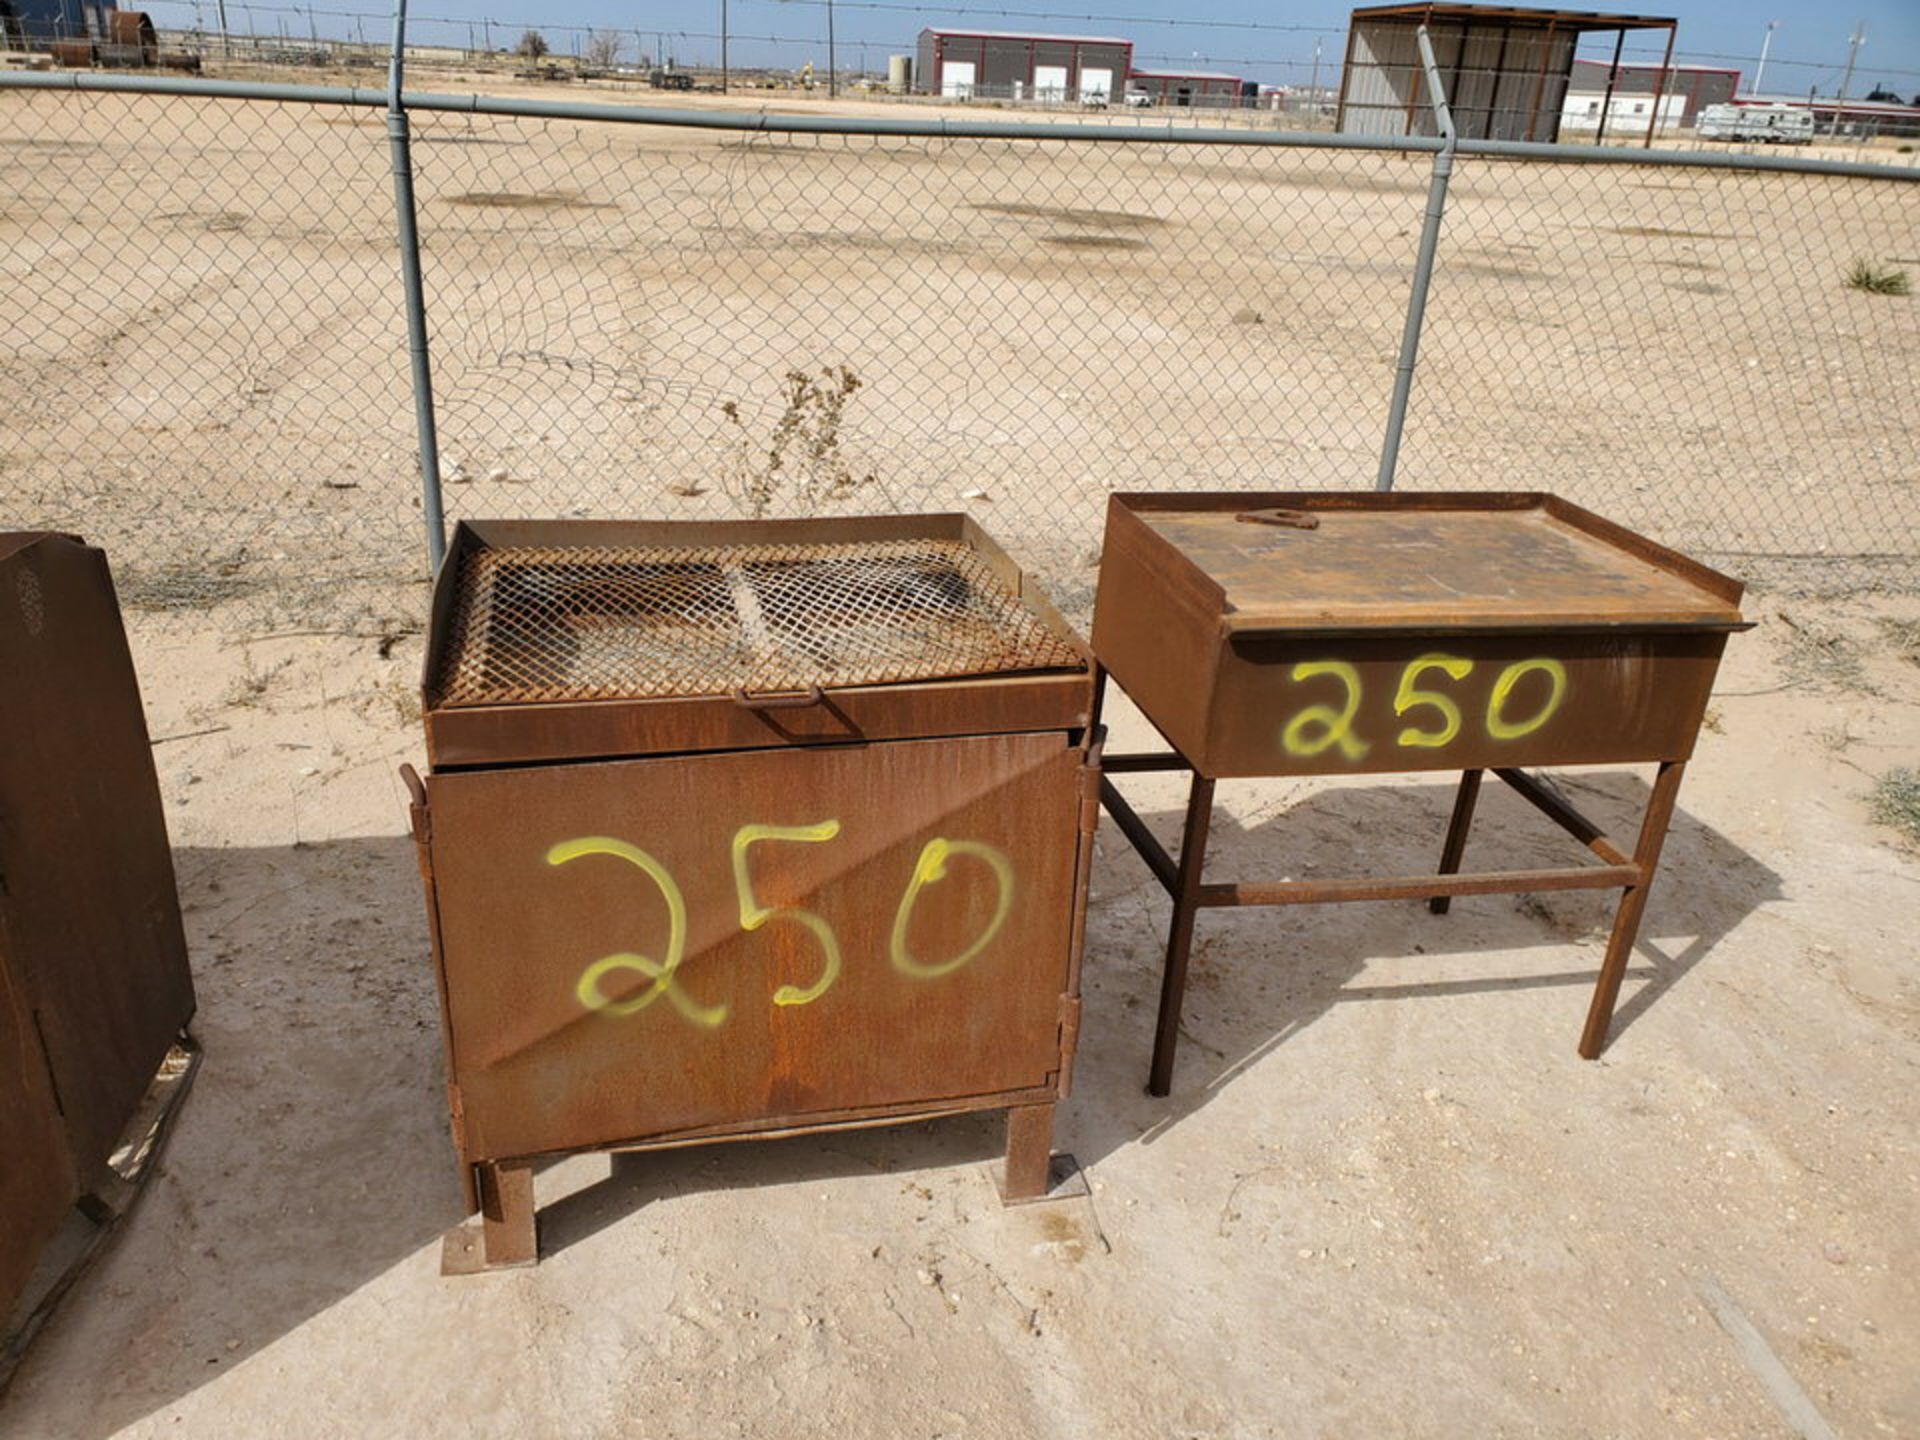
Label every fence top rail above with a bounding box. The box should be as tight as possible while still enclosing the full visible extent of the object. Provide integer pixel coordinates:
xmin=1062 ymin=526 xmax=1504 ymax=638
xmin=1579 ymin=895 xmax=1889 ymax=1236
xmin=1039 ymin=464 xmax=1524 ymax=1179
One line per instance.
xmin=2 ymin=69 xmax=1916 ymax=182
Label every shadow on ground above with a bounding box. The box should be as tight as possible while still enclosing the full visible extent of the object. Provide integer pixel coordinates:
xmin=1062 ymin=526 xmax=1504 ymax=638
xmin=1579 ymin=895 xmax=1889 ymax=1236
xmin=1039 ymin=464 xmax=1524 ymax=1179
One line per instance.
xmin=1065 ymin=769 xmax=1783 ymax=1166
xmin=0 ymin=769 xmax=1779 ymax=1434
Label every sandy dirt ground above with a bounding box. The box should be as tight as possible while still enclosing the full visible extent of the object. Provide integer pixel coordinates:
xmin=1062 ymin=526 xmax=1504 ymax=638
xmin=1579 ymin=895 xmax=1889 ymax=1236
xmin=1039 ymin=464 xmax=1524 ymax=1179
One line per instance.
xmin=0 ymin=584 xmax=1914 ymax=1438
xmin=2 ymin=62 xmax=1918 ymax=1440
xmin=1 ymin=76 xmax=1914 ymax=615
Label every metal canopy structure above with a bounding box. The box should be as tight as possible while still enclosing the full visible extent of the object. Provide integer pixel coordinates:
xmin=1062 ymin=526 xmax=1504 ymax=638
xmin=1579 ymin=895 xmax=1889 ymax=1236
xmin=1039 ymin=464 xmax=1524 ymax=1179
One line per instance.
xmin=1338 ymin=3 xmax=1679 ymax=145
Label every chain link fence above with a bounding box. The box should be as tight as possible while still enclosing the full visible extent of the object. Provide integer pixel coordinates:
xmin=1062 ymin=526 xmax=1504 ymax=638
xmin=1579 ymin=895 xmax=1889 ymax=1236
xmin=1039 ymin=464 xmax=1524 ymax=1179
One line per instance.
xmin=1 ymin=79 xmax=1914 ymax=629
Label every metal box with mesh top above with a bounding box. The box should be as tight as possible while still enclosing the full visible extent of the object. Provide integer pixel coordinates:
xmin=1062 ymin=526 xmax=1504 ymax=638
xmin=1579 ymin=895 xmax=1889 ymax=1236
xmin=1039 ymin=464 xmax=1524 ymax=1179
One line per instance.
xmin=421 ymin=516 xmax=1091 ymax=768
xmin=405 ymin=516 xmax=1100 ymax=1270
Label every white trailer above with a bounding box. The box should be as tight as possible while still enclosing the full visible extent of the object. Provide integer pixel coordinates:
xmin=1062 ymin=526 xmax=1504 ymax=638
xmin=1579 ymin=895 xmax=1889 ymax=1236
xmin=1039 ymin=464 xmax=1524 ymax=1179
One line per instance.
xmin=1697 ymin=103 xmax=1814 ymax=144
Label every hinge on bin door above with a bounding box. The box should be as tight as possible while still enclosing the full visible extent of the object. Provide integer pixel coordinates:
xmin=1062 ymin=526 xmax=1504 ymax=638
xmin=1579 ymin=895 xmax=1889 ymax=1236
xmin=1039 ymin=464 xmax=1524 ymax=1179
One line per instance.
xmin=400 ymin=763 xmax=431 ymax=848
xmin=1055 ymin=994 xmax=1082 ymax=1098
xmin=1076 ymin=732 xmax=1105 ymax=838
xmin=446 ymin=1081 xmax=466 ymax=1144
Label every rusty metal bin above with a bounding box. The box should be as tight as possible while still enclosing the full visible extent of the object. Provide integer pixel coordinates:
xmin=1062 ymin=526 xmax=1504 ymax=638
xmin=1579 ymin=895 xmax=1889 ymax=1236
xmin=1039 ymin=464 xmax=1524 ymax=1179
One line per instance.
xmin=1 ymin=534 xmax=198 ymax=1379
xmin=405 ymin=516 xmax=1099 ymax=1269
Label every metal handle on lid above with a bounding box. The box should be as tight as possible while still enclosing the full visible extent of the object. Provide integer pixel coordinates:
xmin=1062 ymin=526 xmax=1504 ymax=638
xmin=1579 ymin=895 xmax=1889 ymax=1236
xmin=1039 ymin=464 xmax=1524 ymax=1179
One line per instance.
xmin=731 ymin=684 xmax=825 ymax=710
xmin=1234 ymin=508 xmax=1320 ymax=531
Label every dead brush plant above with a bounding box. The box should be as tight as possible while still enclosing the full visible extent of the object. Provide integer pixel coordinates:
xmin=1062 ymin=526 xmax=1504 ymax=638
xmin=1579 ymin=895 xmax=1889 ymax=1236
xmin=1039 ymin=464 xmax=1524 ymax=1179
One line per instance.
xmin=1844 ymin=259 xmax=1911 ymax=296
xmin=719 ymin=366 xmax=880 ymax=520
xmin=1869 ymin=769 xmax=1920 ymax=843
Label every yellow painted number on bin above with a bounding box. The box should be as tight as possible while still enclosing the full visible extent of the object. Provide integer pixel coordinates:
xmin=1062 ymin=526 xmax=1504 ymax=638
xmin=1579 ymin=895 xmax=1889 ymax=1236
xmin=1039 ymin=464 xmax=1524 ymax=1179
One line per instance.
xmin=1281 ymin=660 xmax=1370 ymax=761
xmin=730 ymin=821 xmax=845 ymax=1007
xmin=550 ymin=836 xmax=727 ymax=1029
xmin=1486 ymin=658 xmax=1568 ymax=740
xmin=1393 ymin=653 xmax=1473 ymax=749
xmin=889 ymin=838 xmax=1015 ymax=980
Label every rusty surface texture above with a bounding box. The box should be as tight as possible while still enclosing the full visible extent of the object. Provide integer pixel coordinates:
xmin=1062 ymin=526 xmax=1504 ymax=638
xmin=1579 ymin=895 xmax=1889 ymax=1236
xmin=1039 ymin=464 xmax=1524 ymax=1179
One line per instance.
xmin=1092 ymin=491 xmax=1749 ymax=778
xmin=412 ymin=516 xmax=1097 ymax=1263
xmin=0 ymin=533 xmax=195 ymax=1326
xmin=421 ymin=517 xmax=1092 ymax=769
xmin=426 ymin=731 xmax=1083 ymax=1161
xmin=432 ymin=535 xmax=1081 ymax=707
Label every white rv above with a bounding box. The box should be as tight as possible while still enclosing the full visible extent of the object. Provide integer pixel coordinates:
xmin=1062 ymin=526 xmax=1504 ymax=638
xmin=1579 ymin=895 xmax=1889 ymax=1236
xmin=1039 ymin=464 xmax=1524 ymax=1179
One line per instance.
xmin=1697 ymin=103 xmax=1815 ymax=144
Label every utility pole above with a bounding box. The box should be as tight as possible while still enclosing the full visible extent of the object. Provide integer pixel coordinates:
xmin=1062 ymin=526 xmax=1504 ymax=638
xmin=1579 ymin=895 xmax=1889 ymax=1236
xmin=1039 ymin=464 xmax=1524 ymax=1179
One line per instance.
xmin=827 ymin=0 xmax=836 ymax=97
xmin=483 ymin=17 xmax=491 ymax=55
xmin=216 ymin=0 xmax=229 ymax=57
xmin=1753 ymin=20 xmax=1777 ymax=96
xmin=1837 ymin=20 xmax=1865 ymax=104
xmin=1309 ymin=36 xmax=1321 ymax=112
xmin=720 ymin=0 xmax=728 ymax=92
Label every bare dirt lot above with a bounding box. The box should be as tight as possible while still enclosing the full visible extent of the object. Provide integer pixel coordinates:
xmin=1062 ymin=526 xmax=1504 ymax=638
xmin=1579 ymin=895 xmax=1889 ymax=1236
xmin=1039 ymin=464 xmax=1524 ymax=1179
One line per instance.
xmin=2 ymin=71 xmax=1918 ymax=1440
xmin=0 ymin=587 xmax=1914 ymax=1439
xmin=1 ymin=77 xmax=1914 ymax=613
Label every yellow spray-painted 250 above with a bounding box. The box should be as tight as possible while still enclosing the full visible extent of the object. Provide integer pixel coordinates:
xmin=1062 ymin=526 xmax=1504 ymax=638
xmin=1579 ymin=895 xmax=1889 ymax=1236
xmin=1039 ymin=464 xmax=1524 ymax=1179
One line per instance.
xmin=889 ymin=838 xmax=1015 ymax=980
xmin=730 ymin=820 xmax=844 ymax=1007
xmin=548 ymin=836 xmax=728 ymax=1029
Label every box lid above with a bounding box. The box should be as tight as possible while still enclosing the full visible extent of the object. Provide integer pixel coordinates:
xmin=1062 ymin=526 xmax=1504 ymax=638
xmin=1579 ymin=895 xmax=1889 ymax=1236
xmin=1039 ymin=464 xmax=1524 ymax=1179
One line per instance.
xmin=1115 ymin=492 xmax=1748 ymax=636
xmin=421 ymin=516 xmax=1092 ymax=767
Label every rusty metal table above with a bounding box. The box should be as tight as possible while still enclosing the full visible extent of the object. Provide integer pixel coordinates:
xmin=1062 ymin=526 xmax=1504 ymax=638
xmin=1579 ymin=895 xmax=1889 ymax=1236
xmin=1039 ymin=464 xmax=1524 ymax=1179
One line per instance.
xmin=1090 ymin=492 xmax=1751 ymax=1095
xmin=406 ymin=515 xmax=1099 ymax=1268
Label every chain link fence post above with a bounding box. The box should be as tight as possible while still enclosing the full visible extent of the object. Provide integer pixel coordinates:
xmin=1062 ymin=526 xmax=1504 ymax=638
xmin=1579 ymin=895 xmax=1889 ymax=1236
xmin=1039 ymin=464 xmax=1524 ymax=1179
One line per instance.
xmin=385 ymin=0 xmax=445 ymax=572
xmin=1376 ymin=23 xmax=1457 ymax=494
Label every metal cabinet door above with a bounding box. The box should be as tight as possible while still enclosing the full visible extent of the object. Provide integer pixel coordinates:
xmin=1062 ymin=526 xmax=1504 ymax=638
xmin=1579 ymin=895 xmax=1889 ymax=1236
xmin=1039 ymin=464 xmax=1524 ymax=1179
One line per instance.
xmin=425 ymin=731 xmax=1084 ymax=1160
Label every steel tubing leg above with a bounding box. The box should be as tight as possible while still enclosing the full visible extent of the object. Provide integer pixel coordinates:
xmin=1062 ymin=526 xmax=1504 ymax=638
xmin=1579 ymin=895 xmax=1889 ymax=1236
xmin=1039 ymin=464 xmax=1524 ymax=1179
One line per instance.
xmin=478 ymin=1159 xmax=537 ymax=1267
xmin=1148 ymin=772 xmax=1216 ymax=1097
xmin=1429 ymin=768 xmax=1484 ymax=915
xmin=1001 ymin=1103 xmax=1056 ymax=1202
xmin=1579 ymin=760 xmax=1686 ymax=1059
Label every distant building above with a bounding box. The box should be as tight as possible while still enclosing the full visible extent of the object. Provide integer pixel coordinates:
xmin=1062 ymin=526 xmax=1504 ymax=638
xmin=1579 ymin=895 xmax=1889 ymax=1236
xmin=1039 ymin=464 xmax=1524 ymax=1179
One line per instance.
xmin=1125 ymin=68 xmax=1244 ymax=108
xmin=1773 ymin=95 xmax=1920 ymax=138
xmin=914 ymin=28 xmax=1131 ymax=104
xmin=1561 ymin=60 xmax=1737 ymax=134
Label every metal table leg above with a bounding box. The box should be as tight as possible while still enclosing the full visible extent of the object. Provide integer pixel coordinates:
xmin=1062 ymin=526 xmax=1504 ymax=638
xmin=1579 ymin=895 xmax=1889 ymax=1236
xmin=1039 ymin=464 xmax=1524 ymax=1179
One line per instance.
xmin=1148 ymin=771 xmax=1216 ymax=1097
xmin=1579 ymin=759 xmax=1686 ymax=1059
xmin=1000 ymin=1101 xmax=1056 ymax=1201
xmin=477 ymin=1158 xmax=537 ymax=1267
xmin=1429 ymin=768 xmax=1484 ymax=915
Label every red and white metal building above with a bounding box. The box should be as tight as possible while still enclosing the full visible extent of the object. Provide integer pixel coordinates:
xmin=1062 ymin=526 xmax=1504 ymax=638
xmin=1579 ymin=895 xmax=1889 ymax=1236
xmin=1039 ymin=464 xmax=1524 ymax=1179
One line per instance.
xmin=914 ymin=28 xmax=1132 ymax=103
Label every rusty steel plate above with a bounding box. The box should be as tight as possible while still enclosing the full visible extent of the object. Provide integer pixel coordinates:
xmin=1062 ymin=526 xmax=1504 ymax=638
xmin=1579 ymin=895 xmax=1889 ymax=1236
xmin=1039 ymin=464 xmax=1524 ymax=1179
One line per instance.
xmin=0 ymin=534 xmax=195 ymax=1180
xmin=423 ymin=731 xmax=1084 ymax=1162
xmin=0 ymin=947 xmax=78 ymax=1332
xmin=1092 ymin=493 xmax=1749 ymax=778
xmin=0 ymin=533 xmax=195 ymax=1331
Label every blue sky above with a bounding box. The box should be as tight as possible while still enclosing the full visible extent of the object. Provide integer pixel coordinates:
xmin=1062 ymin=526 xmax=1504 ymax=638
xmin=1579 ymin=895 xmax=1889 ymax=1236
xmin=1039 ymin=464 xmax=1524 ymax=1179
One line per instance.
xmin=165 ymin=0 xmax=1920 ymax=95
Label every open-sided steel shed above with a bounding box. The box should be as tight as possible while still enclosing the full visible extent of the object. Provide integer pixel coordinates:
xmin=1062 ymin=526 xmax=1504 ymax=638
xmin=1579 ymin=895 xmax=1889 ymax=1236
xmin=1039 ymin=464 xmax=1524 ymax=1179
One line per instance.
xmin=1336 ymin=4 xmax=1678 ymax=145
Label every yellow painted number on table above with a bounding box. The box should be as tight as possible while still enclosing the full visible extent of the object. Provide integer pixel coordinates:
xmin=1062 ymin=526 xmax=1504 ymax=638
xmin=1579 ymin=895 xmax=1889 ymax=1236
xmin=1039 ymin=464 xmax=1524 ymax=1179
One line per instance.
xmin=1280 ymin=660 xmax=1371 ymax=761
xmin=889 ymin=838 xmax=1015 ymax=980
xmin=1279 ymin=654 xmax=1572 ymax=760
xmin=549 ymin=836 xmax=728 ymax=1029
xmin=1393 ymin=653 xmax=1473 ymax=748
xmin=1486 ymin=658 xmax=1568 ymax=740
xmin=730 ymin=821 xmax=845 ymax=1007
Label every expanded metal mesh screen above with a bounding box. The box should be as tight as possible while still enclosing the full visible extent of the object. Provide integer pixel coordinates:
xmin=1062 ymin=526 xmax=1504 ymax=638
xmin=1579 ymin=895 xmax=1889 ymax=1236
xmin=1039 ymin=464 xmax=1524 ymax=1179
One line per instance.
xmin=431 ymin=536 xmax=1083 ymax=705
xmin=0 ymin=82 xmax=1915 ymax=631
